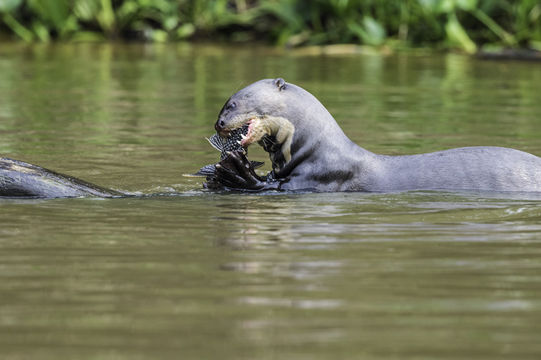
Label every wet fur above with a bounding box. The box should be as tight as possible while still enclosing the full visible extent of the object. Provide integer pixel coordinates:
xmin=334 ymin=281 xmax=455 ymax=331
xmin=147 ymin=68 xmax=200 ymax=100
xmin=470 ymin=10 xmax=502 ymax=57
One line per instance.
xmin=214 ymin=78 xmax=541 ymax=192
xmin=0 ymin=158 xmax=122 ymax=198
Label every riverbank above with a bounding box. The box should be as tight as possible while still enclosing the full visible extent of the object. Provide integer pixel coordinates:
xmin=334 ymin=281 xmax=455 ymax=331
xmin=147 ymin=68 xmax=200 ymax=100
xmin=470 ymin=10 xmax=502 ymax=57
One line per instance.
xmin=1 ymin=0 xmax=540 ymax=55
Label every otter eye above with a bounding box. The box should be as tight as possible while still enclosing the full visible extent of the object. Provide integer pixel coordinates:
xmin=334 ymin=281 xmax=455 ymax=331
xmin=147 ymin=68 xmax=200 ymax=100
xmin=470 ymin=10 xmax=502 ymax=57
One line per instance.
xmin=226 ymin=102 xmax=236 ymax=110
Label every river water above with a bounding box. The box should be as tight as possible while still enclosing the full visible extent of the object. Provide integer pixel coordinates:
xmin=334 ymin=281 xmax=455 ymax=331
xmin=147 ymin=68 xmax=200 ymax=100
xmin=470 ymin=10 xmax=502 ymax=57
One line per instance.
xmin=1 ymin=43 xmax=540 ymax=359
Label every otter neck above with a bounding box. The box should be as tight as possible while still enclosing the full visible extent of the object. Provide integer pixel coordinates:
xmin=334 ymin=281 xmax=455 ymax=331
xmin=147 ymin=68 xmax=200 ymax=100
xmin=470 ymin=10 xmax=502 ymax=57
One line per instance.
xmin=272 ymin=109 xmax=371 ymax=178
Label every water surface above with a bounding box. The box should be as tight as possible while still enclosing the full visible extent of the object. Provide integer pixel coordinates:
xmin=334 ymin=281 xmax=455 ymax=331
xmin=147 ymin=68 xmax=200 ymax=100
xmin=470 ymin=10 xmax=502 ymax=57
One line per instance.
xmin=1 ymin=43 xmax=541 ymax=359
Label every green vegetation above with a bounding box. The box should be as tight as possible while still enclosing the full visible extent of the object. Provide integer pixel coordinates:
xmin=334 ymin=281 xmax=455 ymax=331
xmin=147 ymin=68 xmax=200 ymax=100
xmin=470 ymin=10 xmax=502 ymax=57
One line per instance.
xmin=1 ymin=0 xmax=540 ymax=52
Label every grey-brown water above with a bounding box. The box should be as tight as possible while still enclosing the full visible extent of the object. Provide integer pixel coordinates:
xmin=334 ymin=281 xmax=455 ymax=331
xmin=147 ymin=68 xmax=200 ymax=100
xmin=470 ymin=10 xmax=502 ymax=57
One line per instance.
xmin=1 ymin=43 xmax=541 ymax=359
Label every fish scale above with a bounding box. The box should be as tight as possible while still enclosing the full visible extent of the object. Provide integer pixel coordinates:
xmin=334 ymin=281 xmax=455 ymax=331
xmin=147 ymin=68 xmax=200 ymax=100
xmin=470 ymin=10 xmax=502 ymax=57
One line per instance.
xmin=190 ymin=124 xmax=264 ymax=177
xmin=208 ymin=124 xmax=250 ymax=160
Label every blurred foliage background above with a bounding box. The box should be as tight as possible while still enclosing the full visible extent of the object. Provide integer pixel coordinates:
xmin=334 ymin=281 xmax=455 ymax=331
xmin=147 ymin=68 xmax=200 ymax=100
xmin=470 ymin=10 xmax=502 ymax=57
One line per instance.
xmin=0 ymin=0 xmax=540 ymax=53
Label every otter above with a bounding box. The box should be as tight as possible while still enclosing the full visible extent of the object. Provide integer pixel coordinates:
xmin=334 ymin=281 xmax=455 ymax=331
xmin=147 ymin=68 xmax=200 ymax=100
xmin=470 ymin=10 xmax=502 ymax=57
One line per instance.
xmin=0 ymin=158 xmax=122 ymax=198
xmin=208 ymin=78 xmax=541 ymax=193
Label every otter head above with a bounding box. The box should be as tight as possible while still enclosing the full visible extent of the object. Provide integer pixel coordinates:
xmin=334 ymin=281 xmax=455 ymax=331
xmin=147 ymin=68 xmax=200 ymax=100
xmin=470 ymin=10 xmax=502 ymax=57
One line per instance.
xmin=214 ymin=78 xmax=344 ymax=175
xmin=214 ymin=78 xmax=296 ymax=172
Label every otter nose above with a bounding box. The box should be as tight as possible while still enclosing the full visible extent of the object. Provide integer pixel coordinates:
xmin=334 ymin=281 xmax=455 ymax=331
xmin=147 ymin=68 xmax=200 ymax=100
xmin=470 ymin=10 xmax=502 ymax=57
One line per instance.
xmin=215 ymin=119 xmax=226 ymax=133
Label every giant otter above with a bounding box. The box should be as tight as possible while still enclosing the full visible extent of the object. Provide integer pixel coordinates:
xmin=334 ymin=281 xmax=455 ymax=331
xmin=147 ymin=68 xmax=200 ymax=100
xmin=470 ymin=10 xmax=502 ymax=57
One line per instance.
xmin=0 ymin=158 xmax=122 ymax=198
xmin=208 ymin=78 xmax=541 ymax=193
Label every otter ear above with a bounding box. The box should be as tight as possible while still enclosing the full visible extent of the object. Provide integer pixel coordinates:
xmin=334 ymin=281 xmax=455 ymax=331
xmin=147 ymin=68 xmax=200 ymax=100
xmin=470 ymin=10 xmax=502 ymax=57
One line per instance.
xmin=274 ymin=78 xmax=287 ymax=91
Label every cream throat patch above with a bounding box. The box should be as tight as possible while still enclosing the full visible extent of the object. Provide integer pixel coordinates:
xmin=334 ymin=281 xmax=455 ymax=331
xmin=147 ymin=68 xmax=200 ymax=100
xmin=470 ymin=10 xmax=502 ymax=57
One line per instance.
xmin=239 ymin=115 xmax=295 ymax=164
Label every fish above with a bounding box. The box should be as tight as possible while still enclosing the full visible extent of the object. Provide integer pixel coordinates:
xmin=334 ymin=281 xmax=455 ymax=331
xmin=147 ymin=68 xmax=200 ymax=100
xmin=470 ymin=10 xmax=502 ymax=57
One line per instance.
xmin=189 ymin=124 xmax=264 ymax=177
xmin=208 ymin=124 xmax=250 ymax=161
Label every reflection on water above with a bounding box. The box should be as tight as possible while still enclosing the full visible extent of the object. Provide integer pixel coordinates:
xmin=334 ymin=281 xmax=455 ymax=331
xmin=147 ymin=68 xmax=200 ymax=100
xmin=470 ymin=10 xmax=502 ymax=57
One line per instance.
xmin=1 ymin=43 xmax=541 ymax=359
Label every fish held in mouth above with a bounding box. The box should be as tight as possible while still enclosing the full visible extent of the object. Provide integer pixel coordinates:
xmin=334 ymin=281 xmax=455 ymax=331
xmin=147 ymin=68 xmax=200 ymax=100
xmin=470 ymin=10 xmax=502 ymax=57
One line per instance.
xmin=209 ymin=124 xmax=250 ymax=160
xmin=221 ymin=115 xmax=295 ymax=164
xmin=189 ymin=124 xmax=264 ymax=177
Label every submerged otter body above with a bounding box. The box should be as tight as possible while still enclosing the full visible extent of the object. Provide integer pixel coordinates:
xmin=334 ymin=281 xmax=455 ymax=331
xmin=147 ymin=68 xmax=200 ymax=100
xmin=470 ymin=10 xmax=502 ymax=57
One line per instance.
xmin=0 ymin=158 xmax=122 ymax=198
xmin=210 ymin=78 xmax=541 ymax=193
xmin=285 ymin=145 xmax=541 ymax=192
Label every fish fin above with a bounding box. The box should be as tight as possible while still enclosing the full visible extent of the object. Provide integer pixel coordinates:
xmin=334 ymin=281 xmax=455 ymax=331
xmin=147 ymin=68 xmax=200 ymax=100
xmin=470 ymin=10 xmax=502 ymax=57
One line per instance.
xmin=206 ymin=134 xmax=224 ymax=152
xmin=185 ymin=164 xmax=216 ymax=177
xmin=187 ymin=161 xmax=263 ymax=177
